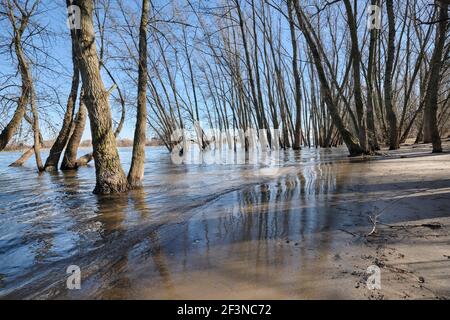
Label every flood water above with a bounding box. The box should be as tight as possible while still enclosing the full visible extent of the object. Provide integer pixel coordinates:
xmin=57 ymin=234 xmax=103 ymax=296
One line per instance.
xmin=1 ymin=146 xmax=448 ymax=299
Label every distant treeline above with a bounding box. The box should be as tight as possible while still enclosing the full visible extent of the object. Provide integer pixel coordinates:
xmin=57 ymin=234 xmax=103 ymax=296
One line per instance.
xmin=4 ymin=137 xmax=164 ymax=151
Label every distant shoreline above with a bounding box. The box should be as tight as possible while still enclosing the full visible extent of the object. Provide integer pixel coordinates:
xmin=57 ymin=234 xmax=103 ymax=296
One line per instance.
xmin=1 ymin=145 xmax=165 ymax=153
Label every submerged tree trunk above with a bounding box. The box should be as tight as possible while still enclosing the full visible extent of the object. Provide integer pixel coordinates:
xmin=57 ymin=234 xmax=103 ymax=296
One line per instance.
xmin=71 ymin=0 xmax=127 ymax=194
xmin=9 ymin=147 xmax=34 ymax=167
xmin=30 ymin=87 xmax=43 ymax=171
xmin=384 ymin=0 xmax=399 ymax=150
xmin=366 ymin=0 xmax=380 ymax=150
xmin=288 ymin=0 xmax=302 ymax=150
xmin=128 ymin=0 xmax=149 ymax=188
xmin=343 ymin=0 xmax=368 ymax=153
xmin=72 ymin=69 xmax=127 ymax=168
xmin=423 ymin=0 xmax=448 ymax=153
xmin=235 ymin=0 xmax=263 ymax=130
xmin=9 ymin=131 xmax=44 ymax=167
xmin=61 ymin=95 xmax=87 ymax=170
xmin=293 ymin=0 xmax=364 ymax=156
xmin=2 ymin=1 xmax=42 ymax=170
xmin=44 ymin=44 xmax=80 ymax=171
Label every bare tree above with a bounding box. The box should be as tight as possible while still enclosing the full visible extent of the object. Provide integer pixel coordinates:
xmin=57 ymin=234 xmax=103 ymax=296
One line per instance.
xmin=128 ymin=0 xmax=149 ymax=188
xmin=0 ymin=0 xmax=39 ymax=152
xmin=384 ymin=0 xmax=399 ymax=149
xmin=292 ymin=0 xmax=364 ymax=156
xmin=70 ymin=0 xmax=128 ymax=194
xmin=287 ymin=0 xmax=302 ymax=150
xmin=423 ymin=0 xmax=448 ymax=152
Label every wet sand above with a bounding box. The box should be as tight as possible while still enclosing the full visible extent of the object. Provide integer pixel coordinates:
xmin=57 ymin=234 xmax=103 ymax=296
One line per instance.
xmin=1 ymin=143 xmax=449 ymax=299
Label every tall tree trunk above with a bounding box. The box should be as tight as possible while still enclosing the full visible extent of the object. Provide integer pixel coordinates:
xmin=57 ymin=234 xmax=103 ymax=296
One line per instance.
xmin=424 ymin=0 xmax=448 ymax=153
xmin=72 ymin=66 xmax=127 ymax=168
xmin=71 ymin=0 xmax=127 ymax=194
xmin=128 ymin=0 xmax=149 ymax=188
xmin=251 ymin=0 xmax=271 ymax=145
xmin=235 ymin=0 xmax=262 ymax=129
xmin=384 ymin=0 xmax=399 ymax=149
xmin=343 ymin=0 xmax=368 ymax=152
xmin=288 ymin=0 xmax=302 ymax=150
xmin=366 ymin=0 xmax=380 ymax=150
xmin=29 ymin=86 xmax=43 ymax=171
xmin=44 ymin=51 xmax=80 ymax=171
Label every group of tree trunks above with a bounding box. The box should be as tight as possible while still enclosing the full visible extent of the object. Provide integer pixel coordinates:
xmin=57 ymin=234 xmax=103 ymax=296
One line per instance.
xmin=1 ymin=0 xmax=149 ymax=194
xmin=0 ymin=0 xmax=448 ymax=194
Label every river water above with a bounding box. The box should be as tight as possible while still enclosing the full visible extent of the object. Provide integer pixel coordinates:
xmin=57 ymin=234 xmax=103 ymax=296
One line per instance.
xmin=1 ymin=145 xmax=448 ymax=299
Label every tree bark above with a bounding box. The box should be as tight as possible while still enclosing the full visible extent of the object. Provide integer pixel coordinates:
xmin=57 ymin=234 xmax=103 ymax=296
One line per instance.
xmin=423 ymin=1 xmax=448 ymax=153
xmin=128 ymin=0 xmax=149 ymax=188
xmin=288 ymin=0 xmax=302 ymax=150
xmin=343 ymin=0 xmax=368 ymax=152
xmin=29 ymin=86 xmax=43 ymax=171
xmin=384 ymin=0 xmax=399 ymax=149
xmin=61 ymin=94 xmax=87 ymax=170
xmin=366 ymin=0 xmax=380 ymax=150
xmin=71 ymin=0 xmax=127 ymax=194
xmin=235 ymin=0 xmax=263 ymax=130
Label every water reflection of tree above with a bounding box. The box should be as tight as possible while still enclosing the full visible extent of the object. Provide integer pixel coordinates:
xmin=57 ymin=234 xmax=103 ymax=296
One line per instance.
xmin=222 ymin=162 xmax=349 ymax=268
xmin=131 ymin=189 xmax=175 ymax=297
xmin=27 ymin=173 xmax=56 ymax=264
xmin=94 ymin=193 xmax=130 ymax=298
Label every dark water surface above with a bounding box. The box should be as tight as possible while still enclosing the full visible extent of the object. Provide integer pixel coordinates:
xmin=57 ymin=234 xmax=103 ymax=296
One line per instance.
xmin=1 ymin=146 xmax=447 ymax=299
